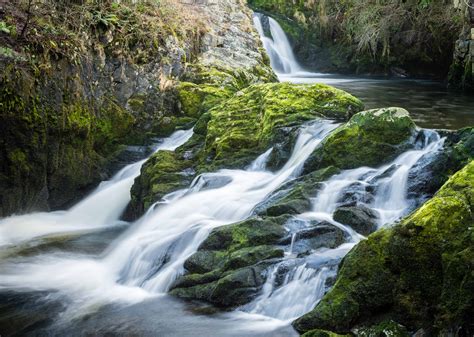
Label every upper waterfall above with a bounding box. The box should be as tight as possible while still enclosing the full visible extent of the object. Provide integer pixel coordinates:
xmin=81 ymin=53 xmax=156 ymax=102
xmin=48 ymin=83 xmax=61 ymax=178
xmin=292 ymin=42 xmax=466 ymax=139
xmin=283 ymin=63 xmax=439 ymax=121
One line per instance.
xmin=253 ymin=13 xmax=303 ymax=75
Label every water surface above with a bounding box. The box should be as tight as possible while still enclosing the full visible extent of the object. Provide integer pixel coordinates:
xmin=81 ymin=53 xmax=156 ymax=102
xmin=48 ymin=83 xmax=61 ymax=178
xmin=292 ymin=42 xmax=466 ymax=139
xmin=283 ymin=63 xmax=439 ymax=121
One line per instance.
xmin=280 ymin=73 xmax=474 ymax=130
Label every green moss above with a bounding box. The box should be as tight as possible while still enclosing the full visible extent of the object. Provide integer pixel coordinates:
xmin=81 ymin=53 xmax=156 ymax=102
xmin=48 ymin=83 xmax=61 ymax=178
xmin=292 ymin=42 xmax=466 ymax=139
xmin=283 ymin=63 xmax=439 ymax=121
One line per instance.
xmin=263 ymin=166 xmax=340 ymax=216
xmin=177 ymin=82 xmax=205 ymax=118
xmin=355 ymin=320 xmax=410 ymax=337
xmin=131 ymin=149 xmax=192 ymax=211
xmin=130 ymin=81 xmax=362 ymax=219
xmin=302 ymin=329 xmax=351 ymax=337
xmin=0 ymin=66 xmax=136 ymax=215
xmin=204 ymin=82 xmax=363 ymax=168
xmin=294 ymin=160 xmax=474 ymax=334
xmin=305 ymin=107 xmax=416 ymax=172
xmin=171 ymin=216 xmax=289 ymax=306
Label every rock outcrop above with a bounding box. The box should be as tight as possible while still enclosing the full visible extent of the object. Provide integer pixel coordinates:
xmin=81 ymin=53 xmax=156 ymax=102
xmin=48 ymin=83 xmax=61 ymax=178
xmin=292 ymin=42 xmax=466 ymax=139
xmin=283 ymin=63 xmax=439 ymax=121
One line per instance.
xmin=128 ymin=83 xmax=362 ymax=218
xmin=0 ymin=0 xmax=272 ymax=217
xmin=449 ymin=0 xmax=474 ymax=91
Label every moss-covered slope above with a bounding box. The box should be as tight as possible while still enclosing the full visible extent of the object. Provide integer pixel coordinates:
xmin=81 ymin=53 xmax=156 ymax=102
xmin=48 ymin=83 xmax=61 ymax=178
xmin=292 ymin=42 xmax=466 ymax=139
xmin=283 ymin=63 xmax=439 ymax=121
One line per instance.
xmin=0 ymin=0 xmax=274 ymax=216
xmin=128 ymin=83 xmax=363 ymax=218
xmin=294 ymin=160 xmax=474 ymax=335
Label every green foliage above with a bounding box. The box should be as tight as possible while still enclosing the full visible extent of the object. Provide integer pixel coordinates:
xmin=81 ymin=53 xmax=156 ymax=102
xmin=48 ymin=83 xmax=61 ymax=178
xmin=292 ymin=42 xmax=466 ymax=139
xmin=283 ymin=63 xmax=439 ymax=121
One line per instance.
xmin=248 ymin=0 xmax=462 ymax=75
xmin=0 ymin=20 xmax=16 ymax=35
xmin=2 ymin=0 xmax=205 ymax=67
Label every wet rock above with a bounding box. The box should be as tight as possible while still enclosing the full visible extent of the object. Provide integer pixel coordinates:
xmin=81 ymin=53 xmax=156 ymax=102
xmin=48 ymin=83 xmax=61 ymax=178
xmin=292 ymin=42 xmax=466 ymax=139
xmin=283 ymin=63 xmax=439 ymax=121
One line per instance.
xmin=200 ymin=216 xmax=288 ymax=251
xmin=337 ymin=182 xmax=376 ymax=207
xmin=301 ymin=329 xmax=350 ymax=337
xmin=333 ymin=205 xmax=379 ymax=236
xmin=407 ymin=127 xmax=474 ymax=200
xmin=171 ymin=263 xmax=273 ymax=307
xmin=353 ymin=320 xmax=410 ymax=337
xmin=259 ymin=167 xmax=340 ymax=216
xmin=281 ymin=222 xmax=346 ymax=253
xmin=304 ymin=107 xmax=416 ymax=173
xmin=294 ymin=161 xmax=474 ymax=335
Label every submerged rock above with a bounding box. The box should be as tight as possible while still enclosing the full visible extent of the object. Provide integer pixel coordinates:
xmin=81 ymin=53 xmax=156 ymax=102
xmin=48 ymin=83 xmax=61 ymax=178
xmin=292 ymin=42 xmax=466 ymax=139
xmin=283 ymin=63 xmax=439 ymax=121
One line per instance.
xmin=293 ymin=161 xmax=474 ymax=335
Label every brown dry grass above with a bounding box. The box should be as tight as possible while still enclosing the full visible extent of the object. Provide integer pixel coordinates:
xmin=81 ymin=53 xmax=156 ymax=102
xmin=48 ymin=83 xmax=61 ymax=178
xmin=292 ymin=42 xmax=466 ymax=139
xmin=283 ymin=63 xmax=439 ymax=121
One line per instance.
xmin=0 ymin=0 xmax=209 ymax=65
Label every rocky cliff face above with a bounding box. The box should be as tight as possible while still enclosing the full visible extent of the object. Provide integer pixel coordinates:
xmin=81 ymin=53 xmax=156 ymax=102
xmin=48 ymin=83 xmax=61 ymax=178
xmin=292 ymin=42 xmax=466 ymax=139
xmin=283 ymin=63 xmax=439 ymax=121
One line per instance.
xmin=0 ymin=0 xmax=272 ymax=217
xmin=449 ymin=0 xmax=474 ymax=91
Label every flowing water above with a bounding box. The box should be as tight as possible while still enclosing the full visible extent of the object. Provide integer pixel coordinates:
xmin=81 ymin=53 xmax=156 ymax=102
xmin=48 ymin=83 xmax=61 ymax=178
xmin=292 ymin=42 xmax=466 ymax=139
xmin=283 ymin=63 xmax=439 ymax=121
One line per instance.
xmin=253 ymin=13 xmax=474 ymax=130
xmin=0 ymin=129 xmax=193 ymax=250
xmin=253 ymin=13 xmax=302 ymax=75
xmin=0 ymin=12 xmax=470 ymax=337
xmin=241 ymin=130 xmax=445 ymax=321
xmin=0 ymin=122 xmax=339 ymax=336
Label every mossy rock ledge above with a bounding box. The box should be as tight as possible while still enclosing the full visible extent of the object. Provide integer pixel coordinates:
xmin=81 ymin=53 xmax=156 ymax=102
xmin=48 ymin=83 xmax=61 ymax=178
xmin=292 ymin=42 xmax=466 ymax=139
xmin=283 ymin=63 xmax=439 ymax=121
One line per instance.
xmin=293 ymin=160 xmax=474 ymax=336
xmin=304 ymin=107 xmax=416 ymax=173
xmin=128 ymin=83 xmax=363 ymax=218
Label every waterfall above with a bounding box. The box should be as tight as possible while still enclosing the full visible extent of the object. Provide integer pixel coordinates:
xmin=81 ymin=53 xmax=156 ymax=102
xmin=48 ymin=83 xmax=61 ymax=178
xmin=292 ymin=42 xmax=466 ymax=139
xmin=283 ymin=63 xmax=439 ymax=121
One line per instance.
xmin=241 ymin=130 xmax=445 ymax=320
xmin=0 ymin=122 xmax=338 ymax=312
xmin=0 ymin=118 xmax=447 ymax=328
xmin=253 ymin=13 xmax=303 ymax=75
xmin=0 ymin=129 xmax=193 ymax=248
xmin=106 ymin=122 xmax=337 ymax=293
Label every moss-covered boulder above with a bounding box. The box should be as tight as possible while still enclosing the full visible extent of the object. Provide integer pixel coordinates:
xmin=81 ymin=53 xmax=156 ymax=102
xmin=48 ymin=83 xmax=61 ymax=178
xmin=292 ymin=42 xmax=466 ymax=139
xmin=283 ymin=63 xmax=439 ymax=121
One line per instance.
xmin=170 ymin=216 xmax=288 ymax=306
xmin=293 ymin=160 xmax=474 ymax=335
xmin=127 ymin=133 xmax=204 ymax=218
xmin=202 ymin=82 xmax=363 ymax=170
xmin=129 ymin=83 xmax=362 ymax=218
xmin=304 ymin=107 xmax=416 ymax=173
xmin=256 ymin=166 xmax=340 ymax=217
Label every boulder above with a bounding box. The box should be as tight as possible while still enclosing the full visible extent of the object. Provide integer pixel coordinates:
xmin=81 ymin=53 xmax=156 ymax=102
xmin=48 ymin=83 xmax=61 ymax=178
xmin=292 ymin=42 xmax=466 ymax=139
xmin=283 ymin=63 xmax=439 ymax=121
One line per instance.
xmin=304 ymin=107 xmax=416 ymax=173
xmin=333 ymin=205 xmax=379 ymax=236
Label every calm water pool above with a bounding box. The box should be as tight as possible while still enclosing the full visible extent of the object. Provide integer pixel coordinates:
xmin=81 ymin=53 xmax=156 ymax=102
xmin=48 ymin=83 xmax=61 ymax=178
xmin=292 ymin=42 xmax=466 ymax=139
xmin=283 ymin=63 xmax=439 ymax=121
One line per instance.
xmin=280 ymin=73 xmax=474 ymax=130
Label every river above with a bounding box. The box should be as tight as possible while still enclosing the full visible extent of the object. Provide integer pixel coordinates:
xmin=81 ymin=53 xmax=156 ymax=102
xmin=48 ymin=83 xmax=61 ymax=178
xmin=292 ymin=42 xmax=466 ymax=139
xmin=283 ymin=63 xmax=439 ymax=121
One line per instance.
xmin=0 ymin=11 xmax=472 ymax=337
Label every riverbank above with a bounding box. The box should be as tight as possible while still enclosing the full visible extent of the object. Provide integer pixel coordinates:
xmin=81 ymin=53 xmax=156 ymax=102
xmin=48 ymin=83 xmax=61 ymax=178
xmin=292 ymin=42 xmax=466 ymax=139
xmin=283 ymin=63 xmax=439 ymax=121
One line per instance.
xmin=248 ymin=0 xmax=474 ymax=91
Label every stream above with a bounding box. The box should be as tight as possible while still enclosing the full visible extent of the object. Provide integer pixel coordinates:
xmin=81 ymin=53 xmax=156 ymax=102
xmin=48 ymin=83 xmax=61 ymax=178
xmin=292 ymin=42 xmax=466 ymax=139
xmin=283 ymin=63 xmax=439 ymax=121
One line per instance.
xmin=0 ymin=12 xmax=472 ymax=337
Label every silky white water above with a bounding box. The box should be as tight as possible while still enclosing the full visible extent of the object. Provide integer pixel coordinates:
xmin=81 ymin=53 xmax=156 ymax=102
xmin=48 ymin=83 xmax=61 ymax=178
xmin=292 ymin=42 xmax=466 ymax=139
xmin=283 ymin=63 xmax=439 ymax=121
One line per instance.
xmin=0 ymin=122 xmax=337 ymax=315
xmin=253 ymin=14 xmax=303 ymax=75
xmin=0 ymin=129 xmax=193 ymax=249
xmin=243 ymin=129 xmax=445 ymax=320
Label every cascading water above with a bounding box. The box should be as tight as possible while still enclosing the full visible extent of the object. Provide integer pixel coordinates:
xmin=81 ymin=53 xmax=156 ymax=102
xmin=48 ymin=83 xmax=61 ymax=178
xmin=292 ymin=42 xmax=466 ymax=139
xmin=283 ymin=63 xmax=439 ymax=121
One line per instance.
xmin=0 ymin=122 xmax=338 ymax=313
xmin=242 ymin=129 xmax=445 ymax=321
xmin=0 ymin=129 xmax=193 ymax=249
xmin=253 ymin=13 xmax=303 ymax=75
xmin=0 ymin=109 xmax=448 ymax=334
